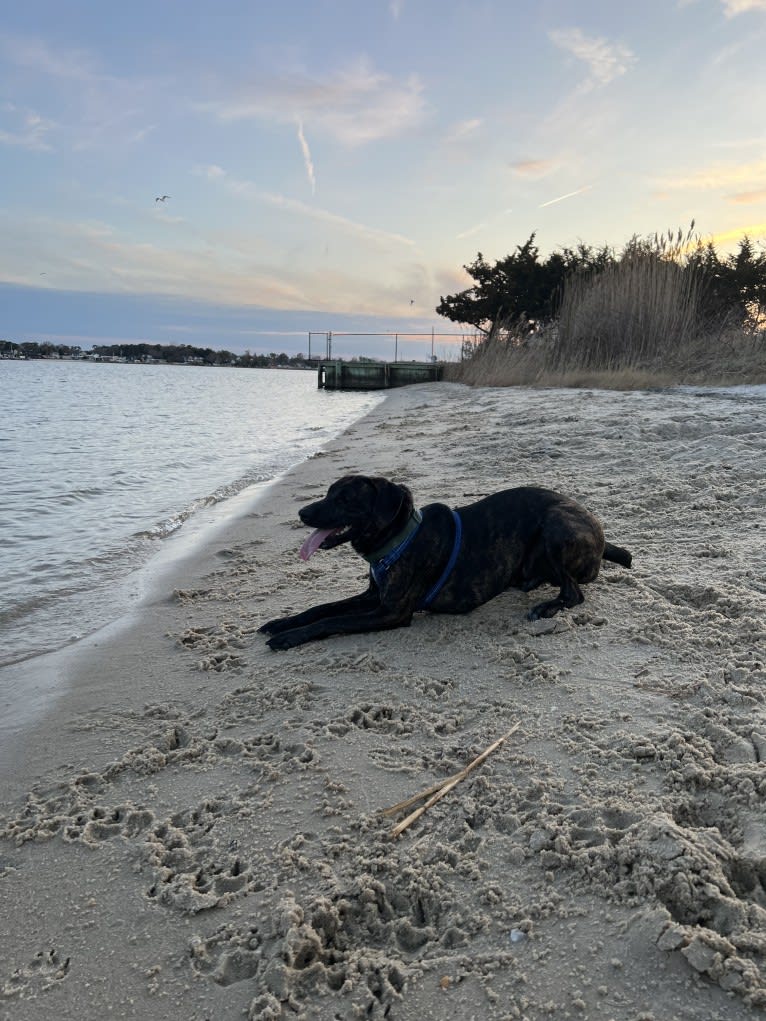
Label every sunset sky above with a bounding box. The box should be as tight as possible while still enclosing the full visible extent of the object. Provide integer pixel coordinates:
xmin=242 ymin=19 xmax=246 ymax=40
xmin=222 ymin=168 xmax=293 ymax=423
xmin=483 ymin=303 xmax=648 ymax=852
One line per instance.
xmin=1 ymin=0 xmax=765 ymax=359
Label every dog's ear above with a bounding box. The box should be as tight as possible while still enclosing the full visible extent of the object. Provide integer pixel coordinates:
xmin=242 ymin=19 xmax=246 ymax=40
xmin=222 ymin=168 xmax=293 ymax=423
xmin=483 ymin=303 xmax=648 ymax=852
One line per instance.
xmin=371 ymin=477 xmax=413 ymax=526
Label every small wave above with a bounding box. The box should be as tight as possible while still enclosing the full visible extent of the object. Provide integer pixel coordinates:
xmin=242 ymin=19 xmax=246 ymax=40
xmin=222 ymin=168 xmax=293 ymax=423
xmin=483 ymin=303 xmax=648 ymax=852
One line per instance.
xmin=133 ymin=514 xmax=188 ymax=540
xmin=132 ymin=469 xmax=274 ymax=541
xmin=58 ymin=487 xmax=107 ymax=505
xmin=113 ymin=476 xmax=145 ymax=489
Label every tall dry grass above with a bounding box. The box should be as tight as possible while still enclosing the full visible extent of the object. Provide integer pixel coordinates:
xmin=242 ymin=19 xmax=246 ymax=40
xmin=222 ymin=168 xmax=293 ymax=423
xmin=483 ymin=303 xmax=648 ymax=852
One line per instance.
xmin=446 ymin=328 xmax=766 ymax=389
xmin=448 ymin=229 xmax=766 ymax=389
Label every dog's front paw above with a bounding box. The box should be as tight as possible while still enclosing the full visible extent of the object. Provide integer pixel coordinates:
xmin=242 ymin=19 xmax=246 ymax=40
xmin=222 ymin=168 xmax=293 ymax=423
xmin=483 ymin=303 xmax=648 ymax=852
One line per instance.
xmin=266 ymin=630 xmax=303 ymax=651
xmin=259 ymin=617 xmax=294 ymax=635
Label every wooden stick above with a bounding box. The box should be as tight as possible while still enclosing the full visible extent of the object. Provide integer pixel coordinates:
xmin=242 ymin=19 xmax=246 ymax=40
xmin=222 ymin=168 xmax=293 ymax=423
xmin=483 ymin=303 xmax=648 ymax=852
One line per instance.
xmin=388 ymin=721 xmax=520 ymax=839
xmin=380 ymin=770 xmax=466 ymax=817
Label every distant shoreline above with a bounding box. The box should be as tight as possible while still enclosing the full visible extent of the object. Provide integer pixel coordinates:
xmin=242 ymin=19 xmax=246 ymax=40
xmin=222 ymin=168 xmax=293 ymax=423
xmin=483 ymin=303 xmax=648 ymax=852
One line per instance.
xmin=0 ymin=342 xmax=320 ymax=369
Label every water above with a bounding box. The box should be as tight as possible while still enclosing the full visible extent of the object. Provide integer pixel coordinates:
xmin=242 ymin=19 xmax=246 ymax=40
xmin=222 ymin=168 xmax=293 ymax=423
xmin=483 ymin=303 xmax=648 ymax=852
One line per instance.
xmin=0 ymin=360 xmax=382 ymax=666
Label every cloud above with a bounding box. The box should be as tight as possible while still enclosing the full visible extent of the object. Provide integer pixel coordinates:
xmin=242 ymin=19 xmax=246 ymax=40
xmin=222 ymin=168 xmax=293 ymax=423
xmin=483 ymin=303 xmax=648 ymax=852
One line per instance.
xmin=0 ymin=33 xmax=97 ymax=81
xmin=444 ymin=118 xmax=482 ymax=143
xmin=152 ymin=210 xmax=186 ymax=225
xmin=712 ymin=136 xmax=766 ymax=148
xmin=509 ymin=158 xmax=556 ymax=178
xmin=128 ymin=125 xmax=156 ymax=144
xmin=549 ymin=27 xmax=636 ymax=86
xmin=198 ymin=164 xmax=227 ymax=180
xmin=680 ymin=0 xmax=766 ymax=15
xmin=0 ymin=108 xmax=55 ymax=150
xmin=0 ymin=212 xmax=314 ymax=307
xmin=209 ymin=168 xmax=418 ymax=250
xmin=720 ymin=0 xmax=766 ymax=14
xmin=728 ymin=190 xmax=766 ymax=204
xmin=705 ymin=222 xmax=766 ymax=246
xmin=657 ymin=159 xmax=766 ymax=192
xmin=199 ymin=57 xmax=427 ymax=146
xmin=0 ymin=204 xmax=451 ymax=324
xmin=296 ymin=119 xmax=316 ymax=194
xmin=1 ymin=32 xmax=168 ymax=152
xmin=390 ymin=0 xmax=405 ymax=19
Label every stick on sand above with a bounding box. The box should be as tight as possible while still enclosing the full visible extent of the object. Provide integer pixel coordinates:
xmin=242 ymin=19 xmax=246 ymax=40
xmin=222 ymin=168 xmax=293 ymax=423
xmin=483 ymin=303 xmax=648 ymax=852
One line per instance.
xmin=384 ymin=721 xmax=520 ymax=839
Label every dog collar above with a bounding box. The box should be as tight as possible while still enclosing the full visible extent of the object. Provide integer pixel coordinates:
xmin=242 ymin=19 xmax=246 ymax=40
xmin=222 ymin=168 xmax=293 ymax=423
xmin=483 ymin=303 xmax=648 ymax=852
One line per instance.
xmin=364 ymin=509 xmax=422 ymax=567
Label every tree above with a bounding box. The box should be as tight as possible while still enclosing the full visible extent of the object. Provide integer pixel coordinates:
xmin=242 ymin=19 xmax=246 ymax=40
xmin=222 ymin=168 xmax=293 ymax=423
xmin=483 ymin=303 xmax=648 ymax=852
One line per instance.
xmin=728 ymin=236 xmax=766 ymax=328
xmin=687 ymin=236 xmax=766 ymax=329
xmin=436 ymin=234 xmax=612 ymax=341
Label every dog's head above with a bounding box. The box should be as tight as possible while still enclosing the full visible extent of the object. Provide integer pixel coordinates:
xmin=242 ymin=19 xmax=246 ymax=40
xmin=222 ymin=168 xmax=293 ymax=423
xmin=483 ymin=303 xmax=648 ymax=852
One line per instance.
xmin=298 ymin=475 xmax=413 ymax=560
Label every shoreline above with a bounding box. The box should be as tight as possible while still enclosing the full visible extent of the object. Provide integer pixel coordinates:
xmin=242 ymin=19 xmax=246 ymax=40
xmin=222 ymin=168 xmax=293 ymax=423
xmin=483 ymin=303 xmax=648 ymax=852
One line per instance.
xmin=0 ymin=474 xmax=286 ymax=778
xmin=1 ymin=381 xmax=764 ymax=1019
xmin=1 ymin=359 xmax=382 ymax=672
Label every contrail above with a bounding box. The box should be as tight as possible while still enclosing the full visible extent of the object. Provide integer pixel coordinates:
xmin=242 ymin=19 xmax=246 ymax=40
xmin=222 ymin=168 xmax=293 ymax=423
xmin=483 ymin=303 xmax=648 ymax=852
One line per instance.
xmin=456 ymin=221 xmax=486 ymax=240
xmin=297 ymin=120 xmax=316 ymax=195
xmin=539 ymin=185 xmax=591 ymax=208
xmin=456 ymin=207 xmax=513 ymax=240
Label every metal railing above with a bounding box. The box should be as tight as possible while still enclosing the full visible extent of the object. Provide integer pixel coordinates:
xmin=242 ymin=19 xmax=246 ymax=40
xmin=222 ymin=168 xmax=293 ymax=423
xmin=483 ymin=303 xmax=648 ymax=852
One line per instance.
xmin=307 ymin=330 xmax=479 ymax=363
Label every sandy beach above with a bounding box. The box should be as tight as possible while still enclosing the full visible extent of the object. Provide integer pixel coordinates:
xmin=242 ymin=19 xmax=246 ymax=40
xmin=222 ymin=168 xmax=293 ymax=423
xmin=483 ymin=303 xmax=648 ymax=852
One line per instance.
xmin=1 ymin=381 xmax=764 ymax=1021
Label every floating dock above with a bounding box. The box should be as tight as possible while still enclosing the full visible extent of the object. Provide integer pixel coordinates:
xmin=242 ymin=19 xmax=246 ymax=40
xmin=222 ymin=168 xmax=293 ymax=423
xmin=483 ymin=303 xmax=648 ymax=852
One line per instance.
xmin=317 ymin=360 xmax=443 ymax=391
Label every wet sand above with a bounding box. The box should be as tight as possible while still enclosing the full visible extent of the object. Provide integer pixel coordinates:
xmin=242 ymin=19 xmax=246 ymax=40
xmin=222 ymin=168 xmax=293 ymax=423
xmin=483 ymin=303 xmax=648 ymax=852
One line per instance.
xmin=1 ymin=382 xmax=764 ymax=1020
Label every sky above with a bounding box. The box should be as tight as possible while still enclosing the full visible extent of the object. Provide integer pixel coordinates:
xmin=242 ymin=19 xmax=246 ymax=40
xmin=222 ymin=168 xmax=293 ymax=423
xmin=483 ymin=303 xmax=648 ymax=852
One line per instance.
xmin=1 ymin=0 xmax=765 ymax=360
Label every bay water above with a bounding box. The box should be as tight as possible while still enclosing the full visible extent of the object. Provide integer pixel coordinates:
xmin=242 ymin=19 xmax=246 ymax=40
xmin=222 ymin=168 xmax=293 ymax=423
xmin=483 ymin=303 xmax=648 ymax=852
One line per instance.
xmin=0 ymin=360 xmax=382 ymax=667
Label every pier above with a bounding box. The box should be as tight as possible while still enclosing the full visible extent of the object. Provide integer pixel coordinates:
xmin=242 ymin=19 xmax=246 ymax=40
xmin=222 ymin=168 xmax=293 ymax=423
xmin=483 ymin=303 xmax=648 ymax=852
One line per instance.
xmin=317 ymin=359 xmax=444 ymax=390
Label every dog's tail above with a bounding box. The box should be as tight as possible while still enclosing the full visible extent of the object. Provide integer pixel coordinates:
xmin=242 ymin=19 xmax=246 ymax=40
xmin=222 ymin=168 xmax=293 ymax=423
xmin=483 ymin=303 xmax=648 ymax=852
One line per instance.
xmin=603 ymin=541 xmax=632 ymax=568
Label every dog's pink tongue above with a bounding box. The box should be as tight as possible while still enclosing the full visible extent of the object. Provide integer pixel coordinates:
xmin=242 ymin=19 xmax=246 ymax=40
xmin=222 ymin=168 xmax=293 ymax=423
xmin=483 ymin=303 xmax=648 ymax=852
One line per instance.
xmin=300 ymin=528 xmax=336 ymax=561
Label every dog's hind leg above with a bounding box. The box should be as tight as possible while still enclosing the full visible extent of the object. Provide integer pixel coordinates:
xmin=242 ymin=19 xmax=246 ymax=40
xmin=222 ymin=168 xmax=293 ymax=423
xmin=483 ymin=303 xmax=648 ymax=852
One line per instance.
xmin=518 ymin=537 xmax=548 ymax=592
xmin=528 ymin=572 xmax=584 ymax=620
xmin=520 ymin=576 xmax=546 ymax=592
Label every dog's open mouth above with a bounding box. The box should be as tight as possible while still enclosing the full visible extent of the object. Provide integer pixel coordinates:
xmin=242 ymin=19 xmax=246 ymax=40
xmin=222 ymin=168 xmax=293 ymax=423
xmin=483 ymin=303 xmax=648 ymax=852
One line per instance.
xmin=299 ymin=526 xmax=352 ymax=561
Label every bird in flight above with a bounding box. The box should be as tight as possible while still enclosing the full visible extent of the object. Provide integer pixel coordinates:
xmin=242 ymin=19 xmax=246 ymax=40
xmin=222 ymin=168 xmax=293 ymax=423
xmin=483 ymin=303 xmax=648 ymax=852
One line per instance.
xmin=155 ymin=195 xmax=171 ymax=203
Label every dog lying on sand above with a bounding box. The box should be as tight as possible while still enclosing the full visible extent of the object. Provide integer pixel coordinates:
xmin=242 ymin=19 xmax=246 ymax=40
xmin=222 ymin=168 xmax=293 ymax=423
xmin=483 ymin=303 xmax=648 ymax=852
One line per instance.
xmin=260 ymin=474 xmax=632 ymax=650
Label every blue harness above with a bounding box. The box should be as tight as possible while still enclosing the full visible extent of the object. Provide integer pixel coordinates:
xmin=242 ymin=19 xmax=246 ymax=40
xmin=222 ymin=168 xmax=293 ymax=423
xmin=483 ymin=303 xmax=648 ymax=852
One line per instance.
xmin=368 ymin=508 xmax=462 ymax=610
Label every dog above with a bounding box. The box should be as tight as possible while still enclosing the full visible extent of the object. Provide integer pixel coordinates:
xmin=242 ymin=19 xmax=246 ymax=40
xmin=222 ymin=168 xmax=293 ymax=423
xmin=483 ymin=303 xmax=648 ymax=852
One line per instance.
xmin=259 ymin=475 xmax=632 ymax=650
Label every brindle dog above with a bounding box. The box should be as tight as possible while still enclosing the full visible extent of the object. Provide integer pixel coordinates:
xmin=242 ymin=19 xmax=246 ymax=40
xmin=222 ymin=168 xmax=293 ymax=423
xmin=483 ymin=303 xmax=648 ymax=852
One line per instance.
xmin=260 ymin=474 xmax=632 ymax=650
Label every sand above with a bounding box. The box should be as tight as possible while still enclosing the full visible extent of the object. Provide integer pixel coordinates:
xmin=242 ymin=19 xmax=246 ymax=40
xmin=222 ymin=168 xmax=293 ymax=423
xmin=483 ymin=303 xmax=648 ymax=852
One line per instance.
xmin=1 ymin=381 xmax=764 ymax=1021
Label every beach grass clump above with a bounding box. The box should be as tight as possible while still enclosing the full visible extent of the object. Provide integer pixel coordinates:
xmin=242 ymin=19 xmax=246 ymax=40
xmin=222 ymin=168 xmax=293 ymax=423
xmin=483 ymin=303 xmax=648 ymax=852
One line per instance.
xmin=554 ymin=231 xmax=703 ymax=371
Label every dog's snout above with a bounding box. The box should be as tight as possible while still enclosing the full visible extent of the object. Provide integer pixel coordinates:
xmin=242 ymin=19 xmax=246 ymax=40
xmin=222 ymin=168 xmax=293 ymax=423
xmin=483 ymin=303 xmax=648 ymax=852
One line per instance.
xmin=299 ymin=498 xmax=329 ymax=526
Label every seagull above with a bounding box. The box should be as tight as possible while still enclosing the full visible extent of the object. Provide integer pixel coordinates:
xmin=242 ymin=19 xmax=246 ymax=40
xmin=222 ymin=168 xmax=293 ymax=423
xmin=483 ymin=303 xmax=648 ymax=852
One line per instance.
xmin=410 ymin=299 xmax=414 ymax=305
xmin=155 ymin=195 xmax=171 ymax=203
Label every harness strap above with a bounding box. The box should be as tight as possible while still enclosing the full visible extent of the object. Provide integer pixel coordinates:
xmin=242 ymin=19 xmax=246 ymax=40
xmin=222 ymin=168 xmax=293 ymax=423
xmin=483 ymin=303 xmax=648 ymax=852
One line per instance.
xmin=419 ymin=510 xmax=462 ymax=609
